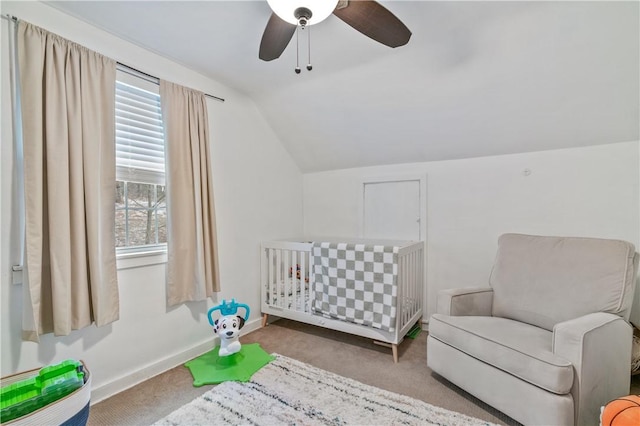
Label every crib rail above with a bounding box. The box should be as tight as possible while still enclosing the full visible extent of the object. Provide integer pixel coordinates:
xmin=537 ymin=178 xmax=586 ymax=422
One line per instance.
xmin=261 ymin=241 xmax=312 ymax=313
xmin=396 ymin=243 xmax=424 ymax=336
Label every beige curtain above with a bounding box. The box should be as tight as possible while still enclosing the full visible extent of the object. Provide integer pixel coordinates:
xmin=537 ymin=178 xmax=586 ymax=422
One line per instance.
xmin=160 ymin=80 xmax=220 ymax=306
xmin=18 ymin=21 xmax=119 ymax=341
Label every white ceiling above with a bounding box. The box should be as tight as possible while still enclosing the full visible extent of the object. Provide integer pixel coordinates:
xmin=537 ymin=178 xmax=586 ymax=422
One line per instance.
xmin=46 ymin=1 xmax=639 ymax=172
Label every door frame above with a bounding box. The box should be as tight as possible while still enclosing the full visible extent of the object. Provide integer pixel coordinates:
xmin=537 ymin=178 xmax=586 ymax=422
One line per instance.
xmin=357 ymin=173 xmax=427 ymax=243
xmin=357 ymin=173 xmax=428 ymax=323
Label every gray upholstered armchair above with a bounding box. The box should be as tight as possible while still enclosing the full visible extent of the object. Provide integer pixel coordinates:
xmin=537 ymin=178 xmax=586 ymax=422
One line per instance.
xmin=427 ymin=234 xmax=639 ymax=426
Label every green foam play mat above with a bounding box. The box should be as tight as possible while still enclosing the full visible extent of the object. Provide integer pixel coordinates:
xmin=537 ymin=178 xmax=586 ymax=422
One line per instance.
xmin=185 ymin=343 xmax=275 ymax=387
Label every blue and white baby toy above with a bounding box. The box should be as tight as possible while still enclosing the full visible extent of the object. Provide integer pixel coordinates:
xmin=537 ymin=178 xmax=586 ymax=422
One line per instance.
xmin=207 ymin=299 xmax=250 ymax=357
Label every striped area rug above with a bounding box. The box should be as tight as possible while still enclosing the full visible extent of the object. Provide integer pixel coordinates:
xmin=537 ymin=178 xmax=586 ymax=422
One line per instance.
xmin=154 ymin=354 xmax=497 ymax=426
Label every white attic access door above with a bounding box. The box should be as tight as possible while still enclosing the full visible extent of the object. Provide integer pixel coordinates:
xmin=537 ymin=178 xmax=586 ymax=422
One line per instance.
xmin=359 ymin=175 xmax=426 ymax=242
xmin=359 ymin=174 xmax=428 ymax=321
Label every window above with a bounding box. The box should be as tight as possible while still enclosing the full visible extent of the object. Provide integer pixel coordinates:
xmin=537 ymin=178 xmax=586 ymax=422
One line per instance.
xmin=115 ymin=73 xmax=167 ymax=254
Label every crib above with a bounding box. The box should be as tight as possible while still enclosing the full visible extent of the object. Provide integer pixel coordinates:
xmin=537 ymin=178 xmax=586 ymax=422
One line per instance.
xmin=261 ymin=238 xmax=424 ymax=362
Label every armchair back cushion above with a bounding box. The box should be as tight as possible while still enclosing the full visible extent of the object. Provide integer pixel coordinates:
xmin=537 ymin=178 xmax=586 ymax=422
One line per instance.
xmin=490 ymin=234 xmax=639 ymax=331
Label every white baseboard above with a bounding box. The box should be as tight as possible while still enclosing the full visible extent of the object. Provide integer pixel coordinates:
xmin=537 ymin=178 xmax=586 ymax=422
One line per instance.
xmin=91 ymin=317 xmax=263 ymax=404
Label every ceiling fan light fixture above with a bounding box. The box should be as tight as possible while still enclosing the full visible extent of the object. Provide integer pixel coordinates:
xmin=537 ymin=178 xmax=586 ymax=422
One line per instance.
xmin=267 ymin=0 xmax=339 ymax=26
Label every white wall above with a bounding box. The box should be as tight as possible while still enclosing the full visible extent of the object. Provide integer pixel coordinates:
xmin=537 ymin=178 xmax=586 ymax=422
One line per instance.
xmin=304 ymin=141 xmax=640 ymax=323
xmin=0 ymin=1 xmax=303 ymax=401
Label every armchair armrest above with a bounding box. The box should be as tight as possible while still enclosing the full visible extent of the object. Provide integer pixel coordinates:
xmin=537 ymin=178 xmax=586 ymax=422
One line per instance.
xmin=436 ymin=287 xmax=494 ymax=316
xmin=553 ymin=312 xmax=632 ymax=426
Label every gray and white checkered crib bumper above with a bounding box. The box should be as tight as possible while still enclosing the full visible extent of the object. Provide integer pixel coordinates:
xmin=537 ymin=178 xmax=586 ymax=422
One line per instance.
xmin=311 ymin=242 xmax=398 ymax=332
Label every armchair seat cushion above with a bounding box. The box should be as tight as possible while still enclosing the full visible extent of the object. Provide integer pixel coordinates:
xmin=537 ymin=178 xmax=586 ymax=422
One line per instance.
xmin=430 ymin=313 xmax=574 ymax=394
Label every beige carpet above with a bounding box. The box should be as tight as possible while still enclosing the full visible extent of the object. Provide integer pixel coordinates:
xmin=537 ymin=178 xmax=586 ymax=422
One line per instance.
xmin=88 ymin=319 xmax=640 ymax=425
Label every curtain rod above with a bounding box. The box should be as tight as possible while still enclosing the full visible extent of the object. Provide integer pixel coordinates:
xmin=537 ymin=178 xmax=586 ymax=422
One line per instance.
xmin=2 ymin=13 xmax=225 ymax=103
xmin=116 ymin=63 xmax=225 ymax=103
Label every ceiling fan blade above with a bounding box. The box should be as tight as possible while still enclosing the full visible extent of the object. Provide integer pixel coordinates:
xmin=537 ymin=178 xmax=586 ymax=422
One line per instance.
xmin=259 ymin=13 xmax=297 ymax=61
xmin=333 ymin=1 xmax=411 ymax=48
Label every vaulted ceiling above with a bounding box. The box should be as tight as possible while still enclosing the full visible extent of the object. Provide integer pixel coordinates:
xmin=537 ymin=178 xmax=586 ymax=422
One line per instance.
xmin=46 ymin=1 xmax=639 ymax=172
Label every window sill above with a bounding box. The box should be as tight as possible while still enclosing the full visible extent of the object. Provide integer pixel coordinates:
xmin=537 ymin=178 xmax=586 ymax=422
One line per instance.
xmin=11 ymin=251 xmax=167 ymax=282
xmin=116 ymin=249 xmax=167 ymax=270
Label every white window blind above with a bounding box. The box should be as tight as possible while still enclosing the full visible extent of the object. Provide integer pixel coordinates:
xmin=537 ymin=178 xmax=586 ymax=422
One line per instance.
xmin=115 ymin=80 xmax=165 ymax=184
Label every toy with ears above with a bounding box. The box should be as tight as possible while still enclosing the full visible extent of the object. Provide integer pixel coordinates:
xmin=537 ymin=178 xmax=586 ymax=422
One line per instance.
xmin=207 ymin=299 xmax=250 ymax=357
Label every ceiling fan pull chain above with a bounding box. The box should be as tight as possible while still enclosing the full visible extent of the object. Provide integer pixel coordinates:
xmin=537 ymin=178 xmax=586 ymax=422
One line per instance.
xmin=306 ymin=25 xmax=312 ymax=71
xmin=295 ymin=26 xmax=301 ymax=74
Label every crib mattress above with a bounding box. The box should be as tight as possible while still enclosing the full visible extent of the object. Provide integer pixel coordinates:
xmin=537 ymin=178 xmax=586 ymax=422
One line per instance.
xmin=267 ymin=290 xmax=310 ymax=312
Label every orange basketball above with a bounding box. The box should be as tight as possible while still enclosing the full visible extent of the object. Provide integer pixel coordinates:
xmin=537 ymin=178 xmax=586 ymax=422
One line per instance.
xmin=601 ymin=395 xmax=640 ymax=426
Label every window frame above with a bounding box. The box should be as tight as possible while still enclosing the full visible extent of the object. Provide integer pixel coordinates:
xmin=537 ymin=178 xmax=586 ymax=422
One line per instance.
xmin=114 ymin=70 xmax=167 ymax=263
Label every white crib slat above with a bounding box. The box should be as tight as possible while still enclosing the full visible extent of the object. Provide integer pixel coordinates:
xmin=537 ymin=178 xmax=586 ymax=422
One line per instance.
xmin=410 ymin=250 xmax=415 ymax=318
xmin=415 ymin=251 xmax=419 ymax=313
xmin=402 ymin=253 xmax=413 ymax=324
xmin=412 ymin=251 xmax=418 ymax=316
xmin=403 ymin=253 xmax=415 ymax=324
xmin=291 ymin=250 xmax=298 ymax=309
xmin=401 ymin=253 xmax=406 ymax=327
xmin=276 ymin=249 xmax=282 ymax=308
xmin=420 ymin=248 xmax=424 ymax=313
xmin=411 ymin=251 xmax=416 ymax=318
xmin=268 ymin=248 xmax=274 ymax=305
xmin=417 ymin=249 xmax=423 ymax=315
xmin=397 ymin=253 xmax=403 ymax=328
xmin=261 ymin=246 xmax=267 ymax=307
xmin=402 ymin=254 xmax=409 ymax=327
xmin=300 ymin=250 xmax=306 ymax=312
xmin=409 ymin=254 xmax=412 ymax=326
xmin=308 ymin=249 xmax=314 ymax=313
xmin=283 ymin=250 xmax=287 ymax=309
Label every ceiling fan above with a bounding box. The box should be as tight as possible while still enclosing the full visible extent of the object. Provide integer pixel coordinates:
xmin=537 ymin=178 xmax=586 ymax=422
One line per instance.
xmin=259 ymin=0 xmax=412 ymax=62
